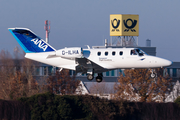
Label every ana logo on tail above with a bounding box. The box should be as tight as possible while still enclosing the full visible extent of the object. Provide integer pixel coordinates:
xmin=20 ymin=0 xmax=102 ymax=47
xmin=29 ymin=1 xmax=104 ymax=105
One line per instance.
xmin=31 ymin=39 xmax=48 ymax=51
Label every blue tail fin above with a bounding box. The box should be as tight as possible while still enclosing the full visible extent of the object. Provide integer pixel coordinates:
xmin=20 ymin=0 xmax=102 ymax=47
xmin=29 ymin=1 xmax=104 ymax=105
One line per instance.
xmin=8 ymin=28 xmax=56 ymax=53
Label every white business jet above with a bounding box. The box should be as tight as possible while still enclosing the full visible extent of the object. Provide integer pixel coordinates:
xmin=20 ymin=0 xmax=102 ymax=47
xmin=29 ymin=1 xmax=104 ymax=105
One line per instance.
xmin=8 ymin=28 xmax=172 ymax=82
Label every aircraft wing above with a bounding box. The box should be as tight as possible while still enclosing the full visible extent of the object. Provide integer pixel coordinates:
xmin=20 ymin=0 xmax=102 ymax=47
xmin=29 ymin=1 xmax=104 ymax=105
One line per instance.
xmin=75 ymin=58 xmax=108 ymax=73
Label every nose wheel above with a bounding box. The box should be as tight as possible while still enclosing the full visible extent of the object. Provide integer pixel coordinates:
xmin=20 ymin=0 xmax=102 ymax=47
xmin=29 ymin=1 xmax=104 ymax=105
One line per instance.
xmin=151 ymin=73 xmax=156 ymax=78
xmin=150 ymin=69 xmax=156 ymax=78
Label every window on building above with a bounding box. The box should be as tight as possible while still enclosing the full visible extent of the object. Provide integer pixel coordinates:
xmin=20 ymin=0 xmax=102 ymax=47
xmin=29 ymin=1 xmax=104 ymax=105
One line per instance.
xmin=43 ymin=66 xmax=48 ymax=75
xmin=35 ymin=66 xmax=40 ymax=75
xmin=106 ymin=71 xmax=109 ymax=76
xmin=119 ymin=69 xmax=125 ymax=76
xmin=97 ymin=52 xmax=101 ymax=56
xmin=167 ymin=68 xmax=170 ymax=76
xmin=111 ymin=70 xmax=115 ymax=76
xmin=105 ymin=51 xmax=108 ymax=56
xmin=173 ymin=68 xmax=177 ymax=77
xmin=48 ymin=66 xmax=53 ymax=75
xmin=73 ymin=70 xmax=75 ymax=75
xmin=163 ymin=68 xmax=167 ymax=77
xmin=69 ymin=70 xmax=72 ymax=76
xmin=112 ymin=51 xmax=116 ymax=56
xmin=177 ymin=69 xmax=180 ymax=78
xmin=119 ymin=51 xmax=123 ymax=55
xmin=69 ymin=70 xmax=75 ymax=76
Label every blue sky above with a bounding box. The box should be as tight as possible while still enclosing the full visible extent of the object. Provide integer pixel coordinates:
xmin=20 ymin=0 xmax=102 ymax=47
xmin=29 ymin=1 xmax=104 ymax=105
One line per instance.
xmin=0 ymin=0 xmax=180 ymax=61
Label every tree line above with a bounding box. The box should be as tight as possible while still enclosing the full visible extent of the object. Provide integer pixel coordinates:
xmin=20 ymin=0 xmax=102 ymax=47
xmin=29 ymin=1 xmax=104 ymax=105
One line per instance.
xmin=114 ymin=68 xmax=173 ymax=102
xmin=0 ymin=48 xmax=79 ymax=100
xmin=1 ymin=92 xmax=180 ymax=120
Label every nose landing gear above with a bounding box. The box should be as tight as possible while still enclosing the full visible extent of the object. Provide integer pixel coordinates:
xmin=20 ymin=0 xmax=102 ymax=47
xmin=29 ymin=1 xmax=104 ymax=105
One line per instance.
xmin=150 ymin=69 xmax=156 ymax=78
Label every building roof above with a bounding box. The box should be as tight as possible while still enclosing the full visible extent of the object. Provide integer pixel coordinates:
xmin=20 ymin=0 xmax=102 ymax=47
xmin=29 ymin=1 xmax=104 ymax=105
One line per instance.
xmin=82 ymin=81 xmax=117 ymax=94
xmin=166 ymin=62 xmax=180 ymax=68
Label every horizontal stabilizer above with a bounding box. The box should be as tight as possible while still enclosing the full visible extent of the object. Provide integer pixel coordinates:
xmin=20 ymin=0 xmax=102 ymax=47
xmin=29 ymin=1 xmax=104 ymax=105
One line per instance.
xmin=46 ymin=54 xmax=57 ymax=59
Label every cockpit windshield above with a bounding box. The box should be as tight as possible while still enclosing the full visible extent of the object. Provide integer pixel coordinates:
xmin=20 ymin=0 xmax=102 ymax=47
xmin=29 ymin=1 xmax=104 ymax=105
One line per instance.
xmin=135 ymin=49 xmax=147 ymax=56
xmin=130 ymin=49 xmax=147 ymax=56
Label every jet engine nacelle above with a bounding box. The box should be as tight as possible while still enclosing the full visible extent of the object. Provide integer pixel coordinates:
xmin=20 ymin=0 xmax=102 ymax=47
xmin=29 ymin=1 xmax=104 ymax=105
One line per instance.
xmin=56 ymin=47 xmax=83 ymax=59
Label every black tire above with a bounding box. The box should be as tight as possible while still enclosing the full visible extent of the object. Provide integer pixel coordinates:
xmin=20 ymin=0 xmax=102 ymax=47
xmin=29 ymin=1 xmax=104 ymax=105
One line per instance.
xmin=151 ymin=73 xmax=156 ymax=78
xmin=96 ymin=76 xmax=102 ymax=83
xmin=87 ymin=74 xmax=94 ymax=80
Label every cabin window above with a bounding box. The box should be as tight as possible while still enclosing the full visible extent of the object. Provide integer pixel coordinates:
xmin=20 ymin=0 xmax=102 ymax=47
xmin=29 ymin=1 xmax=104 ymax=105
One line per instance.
xmin=97 ymin=52 xmax=101 ymax=56
xmin=119 ymin=51 xmax=123 ymax=55
xmin=105 ymin=51 xmax=108 ymax=56
xmin=112 ymin=51 xmax=116 ymax=56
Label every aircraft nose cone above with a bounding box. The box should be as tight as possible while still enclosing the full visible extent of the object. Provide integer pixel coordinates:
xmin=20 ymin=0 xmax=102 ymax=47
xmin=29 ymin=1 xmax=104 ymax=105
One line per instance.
xmin=148 ymin=56 xmax=172 ymax=68
xmin=166 ymin=60 xmax=173 ymax=66
xmin=161 ymin=59 xmax=172 ymax=67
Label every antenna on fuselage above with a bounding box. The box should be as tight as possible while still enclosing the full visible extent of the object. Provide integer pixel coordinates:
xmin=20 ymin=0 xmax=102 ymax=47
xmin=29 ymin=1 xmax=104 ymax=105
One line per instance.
xmin=105 ymin=39 xmax=108 ymax=47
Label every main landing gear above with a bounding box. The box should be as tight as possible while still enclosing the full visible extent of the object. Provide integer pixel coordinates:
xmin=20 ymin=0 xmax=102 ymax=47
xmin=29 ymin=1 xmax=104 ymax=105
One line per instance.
xmin=87 ymin=73 xmax=103 ymax=83
xmin=87 ymin=74 xmax=94 ymax=80
xmin=96 ymin=73 xmax=103 ymax=83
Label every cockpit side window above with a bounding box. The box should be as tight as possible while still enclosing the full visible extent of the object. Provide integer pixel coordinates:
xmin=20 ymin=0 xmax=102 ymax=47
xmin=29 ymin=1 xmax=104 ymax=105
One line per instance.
xmin=131 ymin=50 xmax=137 ymax=55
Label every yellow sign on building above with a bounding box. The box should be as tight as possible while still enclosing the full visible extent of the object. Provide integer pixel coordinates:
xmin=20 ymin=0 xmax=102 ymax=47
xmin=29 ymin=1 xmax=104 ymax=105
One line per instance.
xmin=110 ymin=14 xmax=139 ymax=36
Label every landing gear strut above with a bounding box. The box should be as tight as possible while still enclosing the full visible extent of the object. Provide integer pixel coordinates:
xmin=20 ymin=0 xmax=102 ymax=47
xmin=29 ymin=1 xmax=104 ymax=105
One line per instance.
xmin=96 ymin=73 xmax=103 ymax=83
xmin=87 ymin=68 xmax=94 ymax=81
xmin=150 ymin=69 xmax=156 ymax=78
